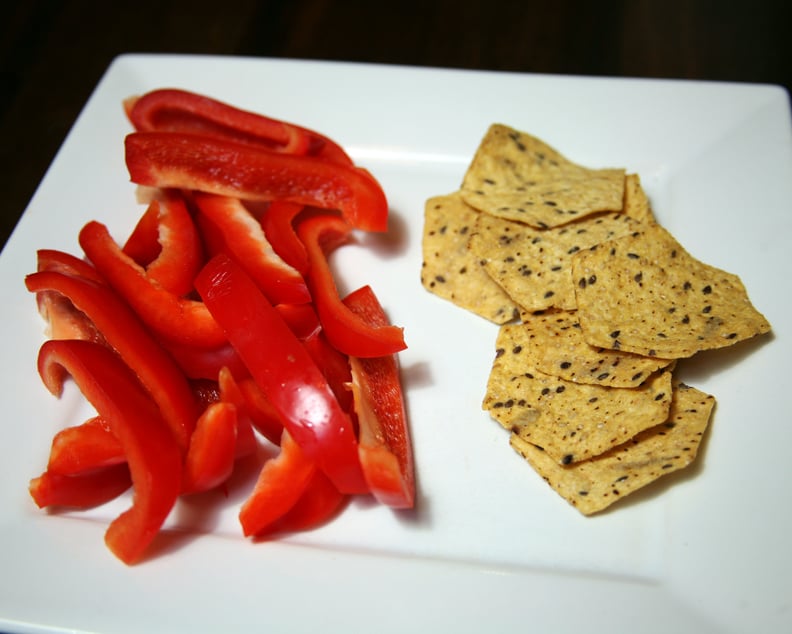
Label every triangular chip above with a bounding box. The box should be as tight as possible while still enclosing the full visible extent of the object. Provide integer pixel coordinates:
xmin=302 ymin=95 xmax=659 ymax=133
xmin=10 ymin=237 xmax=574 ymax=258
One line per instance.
xmin=510 ymin=382 xmax=715 ymax=515
xmin=469 ymin=210 xmax=641 ymax=311
xmin=572 ymin=223 xmax=771 ymax=358
xmin=520 ymin=311 xmax=675 ymax=387
xmin=460 ymin=124 xmax=625 ymax=229
xmin=482 ymin=324 xmax=673 ymax=464
xmin=623 ymin=173 xmax=656 ymax=224
xmin=421 ymin=192 xmax=520 ymax=324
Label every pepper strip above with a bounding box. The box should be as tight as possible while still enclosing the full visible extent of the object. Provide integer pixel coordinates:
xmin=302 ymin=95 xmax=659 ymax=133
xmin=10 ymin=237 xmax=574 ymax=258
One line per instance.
xmin=25 ymin=270 xmax=199 ymax=450
xmin=297 ymin=214 xmax=406 ymax=357
xmin=30 ymin=464 xmax=132 ymax=510
xmin=260 ymin=201 xmax=309 ymax=274
xmin=125 ymin=88 xmax=311 ymax=155
xmin=79 ymin=220 xmax=227 ymax=348
xmin=47 ymin=417 xmax=124 ymax=475
xmin=193 ymin=192 xmax=310 ymax=305
xmin=125 ymin=132 xmax=389 ymax=232
xmin=344 ymin=285 xmax=415 ymax=509
xmin=182 ymin=402 xmax=238 ymax=495
xmin=125 ymin=88 xmax=353 ymax=164
xmin=37 ymin=340 xmax=182 ymax=564
xmin=238 ymin=430 xmax=317 ymax=537
xmin=133 ymin=193 xmax=204 ymax=296
xmin=195 ymin=253 xmax=368 ymax=494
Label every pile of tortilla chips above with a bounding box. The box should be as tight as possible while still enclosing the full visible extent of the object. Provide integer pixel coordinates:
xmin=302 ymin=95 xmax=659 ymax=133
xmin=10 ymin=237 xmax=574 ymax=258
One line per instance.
xmin=421 ymin=124 xmax=771 ymax=515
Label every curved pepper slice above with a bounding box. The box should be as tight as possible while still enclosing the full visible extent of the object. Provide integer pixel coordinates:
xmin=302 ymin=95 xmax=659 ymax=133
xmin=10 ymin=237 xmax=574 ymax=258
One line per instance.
xmin=125 ymin=88 xmax=353 ymax=165
xmin=238 ymin=430 xmax=318 ymax=537
xmin=125 ymin=193 xmax=204 ymax=296
xmin=30 ymin=464 xmax=132 ymax=510
xmin=36 ymin=248 xmax=106 ymax=283
xmin=47 ymin=417 xmax=124 ymax=475
xmin=264 ymin=469 xmax=348 ymax=535
xmin=25 ymin=270 xmax=199 ymax=450
xmin=195 ymin=253 xmax=368 ymax=494
xmin=182 ymin=402 xmax=238 ymax=495
xmin=260 ymin=201 xmax=309 ymax=274
xmin=125 ymin=88 xmax=312 ymax=155
xmin=344 ymin=285 xmax=415 ymax=509
xmin=297 ymin=214 xmax=406 ymax=357
xmin=218 ymin=367 xmax=283 ymax=446
xmin=125 ymin=132 xmax=389 ymax=232
xmin=37 ymin=339 xmax=182 ymax=564
xmin=193 ymin=192 xmax=310 ymax=305
xmin=79 ymin=220 xmax=227 ymax=348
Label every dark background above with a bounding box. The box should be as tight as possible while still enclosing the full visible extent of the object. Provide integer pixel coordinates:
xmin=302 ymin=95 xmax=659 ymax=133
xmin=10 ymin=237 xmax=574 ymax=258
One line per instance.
xmin=2 ymin=0 xmax=790 ymax=251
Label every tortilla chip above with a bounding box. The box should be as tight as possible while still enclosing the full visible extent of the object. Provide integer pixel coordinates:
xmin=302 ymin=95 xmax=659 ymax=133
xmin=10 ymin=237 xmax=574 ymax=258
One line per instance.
xmin=482 ymin=323 xmax=673 ymax=464
xmin=623 ymin=173 xmax=656 ymax=224
xmin=421 ymin=192 xmax=520 ymax=324
xmin=460 ymin=124 xmax=625 ymax=229
xmin=510 ymin=382 xmax=715 ymax=515
xmin=572 ymin=223 xmax=772 ymax=358
xmin=520 ymin=311 xmax=675 ymax=387
xmin=469 ymin=210 xmax=641 ymax=312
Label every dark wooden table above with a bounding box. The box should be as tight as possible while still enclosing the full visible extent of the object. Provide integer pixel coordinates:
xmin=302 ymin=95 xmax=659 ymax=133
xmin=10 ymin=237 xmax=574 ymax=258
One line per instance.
xmin=2 ymin=0 xmax=790 ymax=250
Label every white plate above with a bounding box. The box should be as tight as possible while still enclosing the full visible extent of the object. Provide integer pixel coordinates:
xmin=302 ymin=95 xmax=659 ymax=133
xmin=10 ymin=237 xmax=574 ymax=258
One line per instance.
xmin=1 ymin=55 xmax=790 ymax=634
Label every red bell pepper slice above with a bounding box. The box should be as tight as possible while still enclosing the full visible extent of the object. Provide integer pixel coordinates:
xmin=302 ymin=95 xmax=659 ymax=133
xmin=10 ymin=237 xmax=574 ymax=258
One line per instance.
xmin=193 ymin=193 xmax=310 ymax=305
xmin=30 ymin=464 xmax=132 ymax=510
xmin=195 ymin=253 xmax=367 ymax=494
xmin=218 ymin=367 xmax=283 ymax=446
xmin=238 ymin=430 xmax=318 ymax=537
xmin=79 ymin=220 xmax=227 ymax=348
xmin=122 ymin=199 xmax=161 ymax=265
xmin=124 ymin=193 xmax=204 ymax=296
xmin=125 ymin=88 xmax=312 ymax=156
xmin=125 ymin=132 xmax=389 ymax=232
xmin=47 ymin=416 xmax=124 ymax=475
xmin=181 ymin=401 xmax=238 ymax=495
xmin=264 ymin=469 xmax=348 ymax=535
xmin=25 ymin=270 xmax=199 ymax=450
xmin=260 ymin=200 xmax=309 ymax=274
xmin=36 ymin=248 xmax=106 ymax=283
xmin=344 ymin=285 xmax=415 ymax=509
xmin=162 ymin=339 xmax=249 ymax=381
xmin=124 ymin=88 xmax=353 ymax=165
xmin=37 ymin=339 xmax=182 ymax=564
xmin=297 ymin=214 xmax=406 ymax=357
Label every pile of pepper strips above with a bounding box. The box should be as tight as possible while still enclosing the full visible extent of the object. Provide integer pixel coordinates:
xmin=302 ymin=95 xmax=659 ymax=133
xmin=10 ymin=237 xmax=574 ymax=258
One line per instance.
xmin=25 ymin=89 xmax=414 ymax=565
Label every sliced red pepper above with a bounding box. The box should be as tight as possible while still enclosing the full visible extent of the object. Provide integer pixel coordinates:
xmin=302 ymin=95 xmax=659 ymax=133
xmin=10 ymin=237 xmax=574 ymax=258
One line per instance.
xmin=162 ymin=339 xmax=249 ymax=381
xmin=218 ymin=367 xmax=283 ymax=446
xmin=79 ymin=220 xmax=227 ymax=348
xmin=125 ymin=132 xmax=389 ymax=232
xmin=25 ymin=270 xmax=199 ymax=450
xmin=193 ymin=193 xmax=310 ymax=305
xmin=297 ymin=214 xmax=406 ymax=357
xmin=47 ymin=417 xmax=124 ymax=475
xmin=195 ymin=253 xmax=367 ymax=494
xmin=37 ymin=339 xmax=182 ymax=564
xmin=344 ymin=285 xmax=415 ymax=509
xmin=36 ymin=248 xmax=106 ymax=283
xmin=122 ymin=199 xmax=161 ymax=266
xmin=181 ymin=402 xmax=238 ymax=495
xmin=127 ymin=193 xmax=204 ymax=296
xmin=260 ymin=200 xmax=309 ymax=274
xmin=124 ymin=88 xmax=353 ymax=165
xmin=30 ymin=464 xmax=132 ymax=510
xmin=264 ymin=469 xmax=348 ymax=535
xmin=125 ymin=88 xmax=311 ymax=155
xmin=238 ymin=430 xmax=317 ymax=537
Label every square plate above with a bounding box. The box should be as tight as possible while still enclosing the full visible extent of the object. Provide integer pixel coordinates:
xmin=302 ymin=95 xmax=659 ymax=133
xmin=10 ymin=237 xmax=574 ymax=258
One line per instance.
xmin=1 ymin=55 xmax=790 ymax=634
